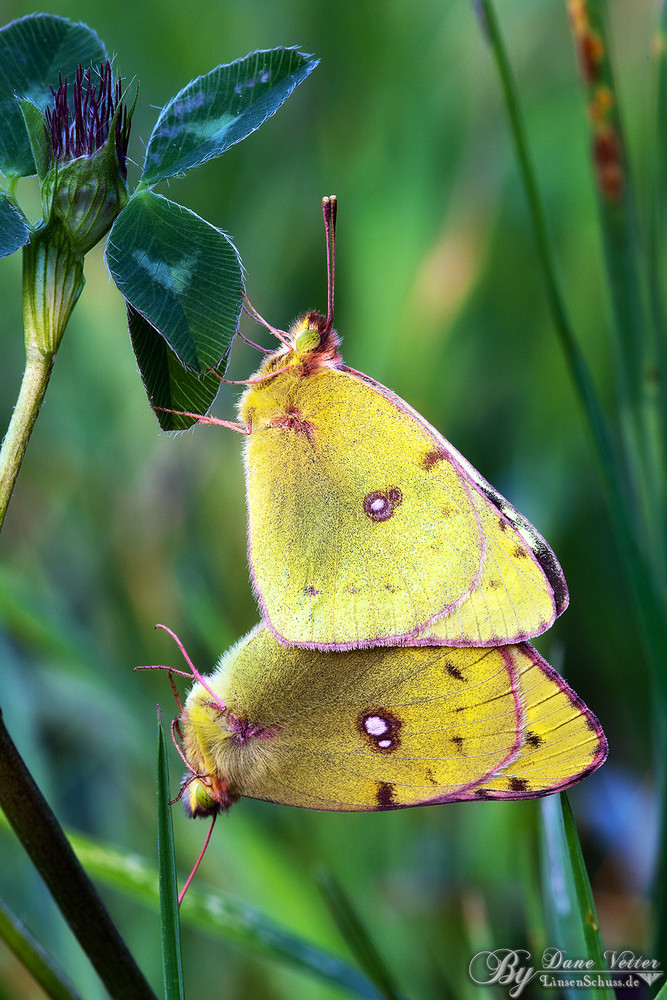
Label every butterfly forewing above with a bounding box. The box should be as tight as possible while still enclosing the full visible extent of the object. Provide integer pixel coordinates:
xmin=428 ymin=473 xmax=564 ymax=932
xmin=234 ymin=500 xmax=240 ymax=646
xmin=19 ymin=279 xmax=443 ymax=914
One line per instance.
xmin=242 ymin=364 xmax=566 ymax=648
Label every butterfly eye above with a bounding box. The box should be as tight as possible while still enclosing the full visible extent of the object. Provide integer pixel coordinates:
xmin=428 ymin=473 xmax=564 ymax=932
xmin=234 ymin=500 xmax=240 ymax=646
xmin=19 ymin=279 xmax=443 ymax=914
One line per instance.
xmin=294 ymin=326 xmax=321 ymax=352
xmin=194 ymin=780 xmax=217 ymax=812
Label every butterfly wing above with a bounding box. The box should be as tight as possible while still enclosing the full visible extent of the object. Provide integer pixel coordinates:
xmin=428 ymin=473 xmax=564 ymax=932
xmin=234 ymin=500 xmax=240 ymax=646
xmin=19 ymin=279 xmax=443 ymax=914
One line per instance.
xmin=181 ymin=628 xmax=605 ymax=812
xmin=466 ymin=644 xmax=607 ymax=798
xmin=243 ymin=365 xmax=567 ymax=648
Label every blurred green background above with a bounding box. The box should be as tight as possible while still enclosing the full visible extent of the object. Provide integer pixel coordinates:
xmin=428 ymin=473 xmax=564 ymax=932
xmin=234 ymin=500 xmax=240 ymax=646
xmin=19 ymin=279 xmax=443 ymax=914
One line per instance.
xmin=0 ymin=1 xmax=657 ymax=997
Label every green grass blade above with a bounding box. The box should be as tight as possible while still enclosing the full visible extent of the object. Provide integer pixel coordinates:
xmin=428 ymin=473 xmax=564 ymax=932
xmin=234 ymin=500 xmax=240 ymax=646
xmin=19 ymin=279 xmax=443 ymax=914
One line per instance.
xmin=0 ymin=716 xmax=157 ymax=1000
xmin=566 ymin=1 xmax=649 ymax=408
xmin=477 ymin=0 xmax=667 ymax=702
xmin=0 ymin=894 xmax=83 ymax=1000
xmin=0 ymin=813 xmax=388 ymax=1000
xmin=540 ymin=794 xmax=613 ymax=1000
xmin=651 ymin=981 xmax=667 ymax=1000
xmin=318 ymin=870 xmax=406 ymax=1000
xmin=476 ymin=1 xmax=630 ymax=515
xmin=652 ymin=3 xmax=667 ymax=457
xmin=156 ymin=711 xmax=185 ymax=1000
xmin=565 ymin=0 xmax=666 ymax=590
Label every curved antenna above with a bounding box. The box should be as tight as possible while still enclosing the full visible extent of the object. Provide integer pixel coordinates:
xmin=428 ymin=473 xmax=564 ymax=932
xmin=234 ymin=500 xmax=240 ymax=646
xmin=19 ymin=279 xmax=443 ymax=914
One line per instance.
xmin=203 ymin=359 xmax=299 ymax=387
xmin=151 ymin=407 xmax=250 ymax=434
xmin=322 ymin=195 xmax=337 ymax=330
xmin=236 ymin=329 xmax=273 ymax=355
xmin=243 ymin=297 xmax=291 ymax=348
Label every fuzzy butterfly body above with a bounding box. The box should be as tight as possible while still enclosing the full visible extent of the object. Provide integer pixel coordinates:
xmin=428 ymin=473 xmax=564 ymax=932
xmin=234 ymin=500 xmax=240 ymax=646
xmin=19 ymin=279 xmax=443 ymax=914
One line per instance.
xmin=238 ymin=312 xmax=568 ymax=650
xmin=178 ymin=625 xmax=606 ymax=815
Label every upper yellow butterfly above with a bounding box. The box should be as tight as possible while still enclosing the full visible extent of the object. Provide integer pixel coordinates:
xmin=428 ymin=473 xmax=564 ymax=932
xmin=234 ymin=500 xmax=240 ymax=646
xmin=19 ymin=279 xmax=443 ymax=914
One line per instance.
xmin=188 ymin=197 xmax=568 ymax=649
xmin=233 ymin=197 xmax=568 ymax=649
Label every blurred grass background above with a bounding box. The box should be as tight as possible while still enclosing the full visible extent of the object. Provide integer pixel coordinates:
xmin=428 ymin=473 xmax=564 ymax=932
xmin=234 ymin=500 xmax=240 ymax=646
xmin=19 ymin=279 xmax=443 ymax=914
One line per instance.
xmin=0 ymin=1 xmax=657 ymax=997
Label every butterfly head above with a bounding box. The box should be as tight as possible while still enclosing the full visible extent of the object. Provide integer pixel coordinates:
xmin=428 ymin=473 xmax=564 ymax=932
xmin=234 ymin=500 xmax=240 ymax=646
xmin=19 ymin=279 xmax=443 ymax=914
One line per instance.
xmin=288 ymin=309 xmax=342 ymax=370
xmin=179 ymin=686 xmax=240 ymax=816
xmin=181 ymin=772 xmax=239 ymax=818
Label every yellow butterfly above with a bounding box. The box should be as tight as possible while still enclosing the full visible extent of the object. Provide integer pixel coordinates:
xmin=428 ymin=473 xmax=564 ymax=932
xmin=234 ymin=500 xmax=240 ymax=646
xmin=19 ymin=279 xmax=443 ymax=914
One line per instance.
xmin=181 ymin=197 xmax=568 ymax=649
xmin=166 ymin=624 xmax=606 ymax=816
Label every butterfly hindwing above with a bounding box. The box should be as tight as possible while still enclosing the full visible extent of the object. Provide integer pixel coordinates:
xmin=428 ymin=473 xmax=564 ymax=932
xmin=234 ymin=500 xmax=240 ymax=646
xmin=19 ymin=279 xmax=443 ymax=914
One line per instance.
xmin=180 ymin=627 xmax=606 ymax=814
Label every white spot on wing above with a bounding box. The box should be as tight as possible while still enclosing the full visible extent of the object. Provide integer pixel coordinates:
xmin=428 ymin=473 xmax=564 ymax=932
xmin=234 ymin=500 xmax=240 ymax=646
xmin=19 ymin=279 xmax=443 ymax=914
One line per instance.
xmin=364 ymin=715 xmax=388 ymax=736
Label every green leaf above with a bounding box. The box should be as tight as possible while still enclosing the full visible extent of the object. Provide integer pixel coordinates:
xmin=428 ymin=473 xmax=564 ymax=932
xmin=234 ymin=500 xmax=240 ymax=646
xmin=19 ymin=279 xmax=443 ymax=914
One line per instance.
xmin=0 ymin=14 xmax=106 ymax=177
xmin=540 ymin=794 xmax=613 ymax=1000
xmin=127 ymin=303 xmax=228 ymax=430
xmin=0 ymin=193 xmax=29 ymax=257
xmin=156 ymin=711 xmax=184 ymax=1000
xmin=18 ymin=98 xmax=50 ymax=180
xmin=106 ymin=190 xmax=244 ymax=371
xmin=141 ymin=47 xmax=319 ymax=185
xmin=0 ymin=894 xmax=83 ymax=1000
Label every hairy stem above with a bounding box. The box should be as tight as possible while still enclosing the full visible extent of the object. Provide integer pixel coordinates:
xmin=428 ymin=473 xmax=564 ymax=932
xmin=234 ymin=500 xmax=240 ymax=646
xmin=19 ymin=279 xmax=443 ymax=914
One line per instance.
xmin=0 ymin=709 xmax=157 ymax=999
xmin=0 ymin=349 xmax=53 ymax=532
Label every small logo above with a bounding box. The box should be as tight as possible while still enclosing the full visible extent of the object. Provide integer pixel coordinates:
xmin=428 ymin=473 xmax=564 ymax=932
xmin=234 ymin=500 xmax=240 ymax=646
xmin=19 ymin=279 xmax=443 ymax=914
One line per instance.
xmin=468 ymin=947 xmax=663 ymax=997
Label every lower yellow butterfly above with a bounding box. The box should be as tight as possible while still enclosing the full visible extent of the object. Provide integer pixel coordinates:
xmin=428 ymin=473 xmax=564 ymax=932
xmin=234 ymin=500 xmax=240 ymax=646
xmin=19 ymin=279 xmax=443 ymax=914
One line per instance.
xmin=153 ymin=624 xmax=607 ymax=815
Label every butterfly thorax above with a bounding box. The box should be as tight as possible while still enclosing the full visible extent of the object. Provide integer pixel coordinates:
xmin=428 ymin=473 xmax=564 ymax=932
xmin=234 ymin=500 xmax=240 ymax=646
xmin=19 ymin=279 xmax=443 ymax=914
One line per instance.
xmin=238 ymin=312 xmax=342 ymax=430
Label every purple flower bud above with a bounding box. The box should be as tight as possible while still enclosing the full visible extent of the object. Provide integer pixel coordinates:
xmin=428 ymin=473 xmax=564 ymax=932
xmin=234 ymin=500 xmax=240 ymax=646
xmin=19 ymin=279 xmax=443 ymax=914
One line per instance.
xmin=41 ymin=61 xmax=133 ymax=254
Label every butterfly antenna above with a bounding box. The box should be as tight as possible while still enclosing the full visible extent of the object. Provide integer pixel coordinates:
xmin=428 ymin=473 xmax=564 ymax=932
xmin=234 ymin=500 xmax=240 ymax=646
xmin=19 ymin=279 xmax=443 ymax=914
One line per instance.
xmin=152 ymin=406 xmax=250 ymax=434
xmin=178 ymin=814 xmax=217 ymax=906
xmin=236 ymin=329 xmax=272 ymax=354
xmin=153 ymin=624 xmax=228 ymax=713
xmin=243 ymin=296 xmax=291 ymax=348
xmin=322 ymin=195 xmax=337 ymax=330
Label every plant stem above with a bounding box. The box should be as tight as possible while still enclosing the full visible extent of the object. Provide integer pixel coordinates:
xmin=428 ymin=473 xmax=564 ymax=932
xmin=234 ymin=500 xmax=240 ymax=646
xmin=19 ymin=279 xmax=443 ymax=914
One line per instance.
xmin=0 ymin=709 xmax=157 ymax=1000
xmin=0 ymin=225 xmax=85 ymax=533
xmin=0 ymin=348 xmax=53 ymax=532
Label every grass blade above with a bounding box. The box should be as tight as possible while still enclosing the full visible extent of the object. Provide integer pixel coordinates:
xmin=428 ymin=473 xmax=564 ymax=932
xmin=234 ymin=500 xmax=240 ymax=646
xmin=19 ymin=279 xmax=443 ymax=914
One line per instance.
xmin=565 ymin=0 xmax=666 ymax=593
xmin=652 ymin=3 xmax=667 ymax=457
xmin=0 ymin=894 xmax=83 ymax=1000
xmin=566 ymin=1 xmax=650 ymax=414
xmin=477 ymin=0 xmax=667 ymax=698
xmin=318 ymin=870 xmax=407 ymax=1000
xmin=156 ymin=710 xmax=184 ymax=1000
xmin=540 ymin=794 xmax=613 ymax=1000
xmin=0 ymin=811 xmax=389 ymax=1000
xmin=0 ymin=713 xmax=157 ymax=999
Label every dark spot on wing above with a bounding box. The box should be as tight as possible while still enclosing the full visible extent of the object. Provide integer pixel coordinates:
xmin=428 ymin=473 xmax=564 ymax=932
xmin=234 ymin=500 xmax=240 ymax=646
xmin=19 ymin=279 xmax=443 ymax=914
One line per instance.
xmin=451 ymin=735 xmax=464 ymax=752
xmin=526 ymin=730 xmax=544 ymax=748
xmin=508 ymin=777 xmax=529 ymax=792
xmin=513 ymin=545 xmax=528 ymax=559
xmin=445 ymin=661 xmax=465 ymax=682
xmin=376 ymin=782 xmax=397 ymax=809
xmin=423 ymin=448 xmax=448 ymax=471
xmin=363 ymin=488 xmax=403 ymax=522
xmin=304 ymin=586 xmax=321 ymax=596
